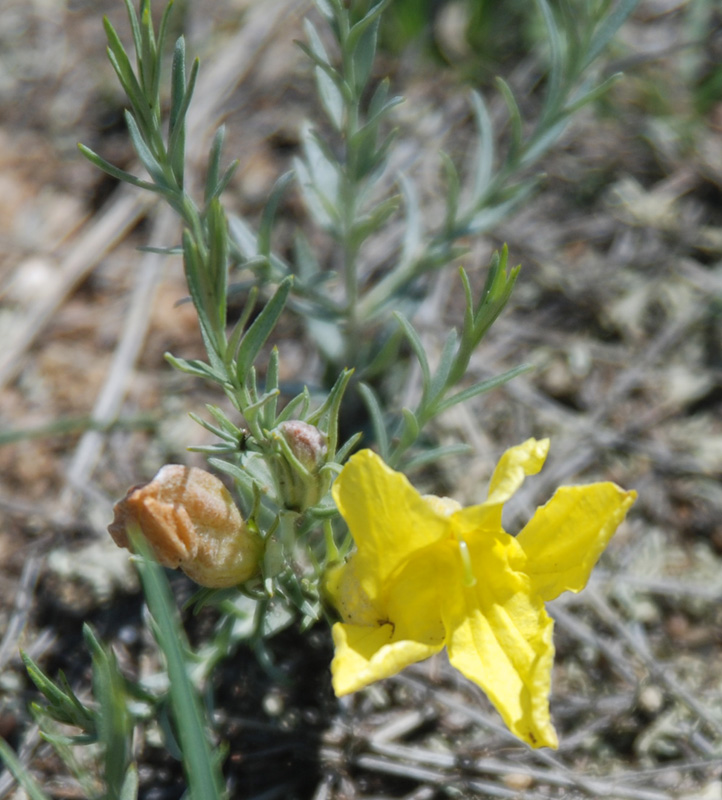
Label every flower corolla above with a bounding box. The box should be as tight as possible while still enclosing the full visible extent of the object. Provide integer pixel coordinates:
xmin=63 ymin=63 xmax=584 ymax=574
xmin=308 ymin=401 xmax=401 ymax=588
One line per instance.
xmin=327 ymin=439 xmax=636 ymax=748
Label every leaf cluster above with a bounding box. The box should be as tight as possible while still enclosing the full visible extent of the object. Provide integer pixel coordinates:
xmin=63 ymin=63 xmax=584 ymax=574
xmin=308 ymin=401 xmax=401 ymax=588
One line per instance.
xmin=5 ymin=535 xmax=228 ymax=800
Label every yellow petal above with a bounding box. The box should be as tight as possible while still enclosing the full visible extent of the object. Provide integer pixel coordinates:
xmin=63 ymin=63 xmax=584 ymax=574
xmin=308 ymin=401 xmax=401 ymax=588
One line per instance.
xmin=331 ymin=621 xmax=444 ymax=696
xmin=487 ymin=438 xmax=549 ymax=506
xmin=516 ymin=484 xmax=637 ymax=602
xmin=445 ymin=439 xmax=551 ymax=548
xmin=325 ymin=553 xmax=381 ymax=627
xmin=384 ymin=547 xmax=449 ymax=644
xmin=332 ymin=450 xmax=449 ymax=602
xmin=443 ymin=579 xmax=558 ymax=749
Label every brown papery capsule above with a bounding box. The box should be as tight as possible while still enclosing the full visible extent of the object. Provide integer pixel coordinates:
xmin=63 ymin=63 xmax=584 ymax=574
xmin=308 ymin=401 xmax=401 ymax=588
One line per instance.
xmin=108 ymin=465 xmax=262 ymax=588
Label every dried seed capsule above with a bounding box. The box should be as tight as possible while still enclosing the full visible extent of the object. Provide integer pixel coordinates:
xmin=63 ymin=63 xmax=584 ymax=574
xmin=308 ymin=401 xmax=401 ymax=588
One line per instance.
xmin=108 ymin=465 xmax=262 ymax=588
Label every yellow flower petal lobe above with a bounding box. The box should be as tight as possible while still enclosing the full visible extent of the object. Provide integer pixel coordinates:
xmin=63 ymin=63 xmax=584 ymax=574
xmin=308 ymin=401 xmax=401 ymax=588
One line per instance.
xmin=332 ymin=449 xmax=449 ymax=602
xmin=331 ymin=622 xmax=444 ymax=696
xmin=443 ymin=574 xmax=558 ymax=749
xmin=487 ymin=438 xmax=549 ymax=506
xmin=325 ymin=553 xmax=380 ymax=627
xmin=517 ymin=484 xmax=637 ymax=601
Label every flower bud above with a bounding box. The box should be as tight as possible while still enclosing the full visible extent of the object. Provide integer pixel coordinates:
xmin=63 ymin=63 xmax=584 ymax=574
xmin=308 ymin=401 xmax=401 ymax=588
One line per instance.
xmin=276 ymin=421 xmax=327 ymax=472
xmin=271 ymin=421 xmax=328 ymax=511
xmin=108 ymin=465 xmax=262 ymax=588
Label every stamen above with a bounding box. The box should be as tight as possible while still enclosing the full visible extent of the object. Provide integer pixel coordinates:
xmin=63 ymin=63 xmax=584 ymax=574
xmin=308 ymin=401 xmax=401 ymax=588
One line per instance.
xmin=457 ymin=539 xmax=477 ymax=587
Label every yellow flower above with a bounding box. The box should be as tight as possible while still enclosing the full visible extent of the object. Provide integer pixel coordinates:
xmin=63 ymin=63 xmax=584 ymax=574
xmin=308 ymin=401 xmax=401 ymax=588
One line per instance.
xmin=327 ymin=439 xmax=636 ymax=749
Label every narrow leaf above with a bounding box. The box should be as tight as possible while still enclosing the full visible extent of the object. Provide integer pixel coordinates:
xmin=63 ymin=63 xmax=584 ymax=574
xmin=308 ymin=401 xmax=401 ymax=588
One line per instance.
xmin=85 ymin=624 xmax=131 ymax=800
xmin=425 ymin=328 xmax=459 ymax=407
xmin=357 ymin=382 xmax=389 ymax=460
xmin=0 ymin=739 xmax=52 ymax=800
xmin=584 ymin=0 xmax=639 ymax=69
xmin=436 ymin=364 xmax=532 ymax=414
xmin=168 ymin=58 xmax=199 ymax=186
xmin=169 ymin=37 xmax=187 ymax=141
xmin=124 ymin=110 xmax=168 ymax=188
xmin=403 ymin=443 xmax=471 ymax=472
xmin=470 ymin=91 xmax=494 ymax=205
xmin=393 ymin=312 xmax=431 ymax=395
xmin=164 ymin=353 xmax=226 ymax=383
xmin=77 ymin=144 xmax=167 ymax=196
xmin=535 ymin=0 xmax=565 ymax=116
xmin=257 ymin=172 xmax=294 ymax=257
xmin=132 ymin=532 xmax=226 ymax=800
xmin=236 ymin=277 xmax=293 ymax=382
xmin=495 ymin=77 xmax=523 ymax=161
xmin=119 ymin=765 xmax=139 ymax=800
xmin=205 ymin=127 xmax=226 ymax=204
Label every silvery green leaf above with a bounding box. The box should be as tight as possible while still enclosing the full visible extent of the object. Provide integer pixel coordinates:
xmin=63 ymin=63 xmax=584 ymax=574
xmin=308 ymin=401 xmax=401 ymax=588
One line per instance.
xmin=469 ymin=91 xmax=494 ymax=208
xmin=436 ymin=365 xmax=532 ymax=414
xmin=293 ymin=155 xmax=334 ymax=230
xmin=77 ymin=144 xmax=167 ymax=196
xmin=358 ymin=382 xmax=389 ymax=460
xmin=276 ymin=388 xmax=311 ymax=424
xmin=350 ymin=13 xmax=380 ymax=93
xmin=350 ymin=195 xmax=400 ymax=247
xmin=104 ymin=18 xmax=152 ymax=132
xmin=227 ymin=214 xmax=258 ymax=257
xmin=520 ymin=118 xmax=568 ymax=167
xmin=440 ymin=151 xmax=460 ymax=233
xmin=535 ymin=0 xmax=565 ymax=115
xmin=164 ymin=353 xmax=226 ymax=383
xmin=293 ymin=231 xmax=321 ymax=281
xmin=315 ymin=0 xmax=335 ymax=22
xmin=566 ymin=72 xmax=623 ymax=114
xmin=316 ymin=66 xmax=345 ymax=130
xmin=124 ymin=111 xmax=168 ymax=188
xmin=399 ymin=173 xmax=422 ymax=267
xmin=119 ymin=765 xmax=139 ymax=800
xmin=0 ymin=738 xmax=52 ymax=800
xmin=584 ymin=0 xmax=639 ymax=69
xmin=346 ymin=0 xmax=391 ymax=92
xmin=169 ymin=36 xmax=187 ymax=136
xmin=426 ymin=328 xmax=459 ymax=406
xmin=396 ymin=407 xmax=420 ymax=453
xmin=258 ymin=171 xmax=294 ymax=257
xmin=393 ymin=311 xmax=431 ymax=393
xmin=307 ymin=368 xmax=353 ymax=457
xmin=301 ymin=124 xmax=340 ymax=203
xmin=236 ymin=277 xmax=292 ymax=382
xmin=85 ymin=625 xmax=132 ymax=794
xmin=403 ymin=444 xmax=471 ymax=472
xmin=306 ymin=316 xmax=345 ymax=364
xmin=303 ymin=18 xmax=329 ymax=62
xmin=205 ymin=127 xmax=225 ymax=202
xmin=168 ymin=53 xmax=199 ymax=186
xmin=494 ymin=77 xmax=523 ymax=162
xmin=466 ymin=183 xmax=537 ymax=234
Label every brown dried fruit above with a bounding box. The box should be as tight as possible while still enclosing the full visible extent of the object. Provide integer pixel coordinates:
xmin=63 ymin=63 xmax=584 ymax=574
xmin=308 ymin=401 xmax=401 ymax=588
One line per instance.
xmin=108 ymin=465 xmax=262 ymax=588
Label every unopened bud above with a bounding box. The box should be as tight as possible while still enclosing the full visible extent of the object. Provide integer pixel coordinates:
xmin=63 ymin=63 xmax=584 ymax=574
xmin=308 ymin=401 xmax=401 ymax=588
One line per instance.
xmin=108 ymin=465 xmax=262 ymax=588
xmin=276 ymin=421 xmax=327 ymax=472
xmin=272 ymin=421 xmax=327 ymax=511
